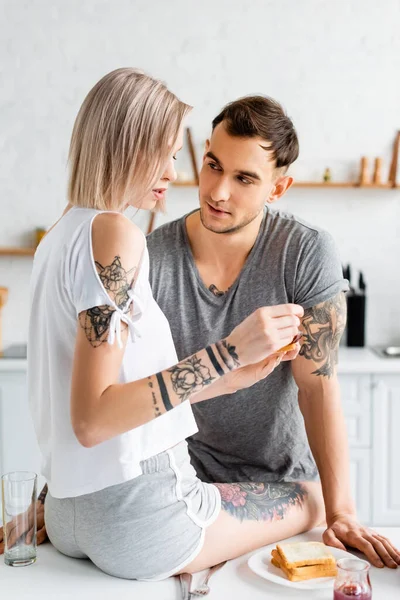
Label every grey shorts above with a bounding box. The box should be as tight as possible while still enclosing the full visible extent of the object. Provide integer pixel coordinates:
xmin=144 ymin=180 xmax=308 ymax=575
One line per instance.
xmin=45 ymin=441 xmax=221 ymax=581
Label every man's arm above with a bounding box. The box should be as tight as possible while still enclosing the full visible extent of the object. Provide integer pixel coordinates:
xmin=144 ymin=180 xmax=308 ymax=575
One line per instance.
xmin=292 ymin=292 xmax=400 ymax=568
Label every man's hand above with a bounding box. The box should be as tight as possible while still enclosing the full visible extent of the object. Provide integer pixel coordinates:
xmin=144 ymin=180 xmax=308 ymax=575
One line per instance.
xmin=323 ymin=514 xmax=400 ymax=568
xmin=0 ymin=501 xmax=48 ymax=554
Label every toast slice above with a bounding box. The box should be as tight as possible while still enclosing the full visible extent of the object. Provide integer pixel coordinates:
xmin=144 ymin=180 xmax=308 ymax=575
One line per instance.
xmin=276 ymin=541 xmax=336 ymax=569
xmin=277 ymin=333 xmax=303 ymax=354
xmin=271 ymin=549 xmax=337 ymax=582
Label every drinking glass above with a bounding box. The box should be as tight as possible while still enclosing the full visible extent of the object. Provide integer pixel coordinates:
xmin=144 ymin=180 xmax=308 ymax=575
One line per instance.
xmin=1 ymin=471 xmax=37 ymax=566
xmin=333 ymin=557 xmax=372 ymax=599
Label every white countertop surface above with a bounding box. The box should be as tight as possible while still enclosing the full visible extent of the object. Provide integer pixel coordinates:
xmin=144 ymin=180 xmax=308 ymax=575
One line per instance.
xmin=337 ymin=347 xmax=400 ymax=373
xmin=1 ymin=347 xmax=400 ymax=373
xmin=1 ymin=527 xmax=399 ymax=599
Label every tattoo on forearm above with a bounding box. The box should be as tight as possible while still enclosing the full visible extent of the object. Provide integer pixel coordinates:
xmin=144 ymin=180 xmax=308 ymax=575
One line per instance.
xmin=38 ymin=484 xmax=48 ymax=505
xmin=214 ymin=482 xmax=306 ymax=522
xmin=299 ymin=292 xmax=346 ymax=378
xmin=95 ymin=256 xmax=136 ymax=311
xmin=205 ymin=346 xmax=225 ymax=376
xmin=167 ymin=355 xmax=215 ymax=402
xmin=79 ymin=256 xmax=137 ymax=347
xmin=148 ymin=377 xmax=162 ymax=418
xmin=215 ymin=340 xmax=240 ymax=371
xmin=156 ymin=372 xmax=174 ymax=411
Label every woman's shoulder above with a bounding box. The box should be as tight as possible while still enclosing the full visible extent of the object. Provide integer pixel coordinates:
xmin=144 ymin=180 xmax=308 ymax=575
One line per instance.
xmin=91 ymin=211 xmax=146 ymax=260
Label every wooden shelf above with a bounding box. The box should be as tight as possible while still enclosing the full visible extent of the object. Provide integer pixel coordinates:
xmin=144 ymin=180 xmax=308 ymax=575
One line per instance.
xmin=0 ymin=247 xmax=36 ymax=257
xmin=173 ymin=180 xmax=198 ymax=187
xmin=173 ymin=181 xmax=398 ymax=189
xmin=294 ymin=182 xmax=396 ymax=189
xmin=293 ymin=182 xmax=355 ymax=188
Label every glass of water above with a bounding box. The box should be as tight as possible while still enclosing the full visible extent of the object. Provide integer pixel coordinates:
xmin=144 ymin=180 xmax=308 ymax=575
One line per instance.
xmin=1 ymin=471 xmax=37 ymax=566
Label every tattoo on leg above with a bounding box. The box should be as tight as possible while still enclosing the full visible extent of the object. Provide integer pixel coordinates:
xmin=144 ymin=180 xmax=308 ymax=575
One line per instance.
xmin=148 ymin=377 xmax=161 ymax=418
xmin=214 ymin=482 xmax=306 ymax=522
xmin=215 ymin=339 xmax=241 ymax=370
xmin=95 ymin=256 xmax=136 ymax=311
xmin=167 ymin=356 xmax=214 ymax=402
xmin=299 ymin=292 xmax=346 ymax=378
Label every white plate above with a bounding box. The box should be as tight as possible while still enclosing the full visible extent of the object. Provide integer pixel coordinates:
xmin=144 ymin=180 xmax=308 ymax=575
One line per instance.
xmin=248 ymin=544 xmax=363 ymax=590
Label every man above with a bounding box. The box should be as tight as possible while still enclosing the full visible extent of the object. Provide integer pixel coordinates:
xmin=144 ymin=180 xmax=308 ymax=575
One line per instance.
xmin=147 ymin=96 xmax=399 ymax=568
xmin=2 ymin=96 xmax=399 ymax=568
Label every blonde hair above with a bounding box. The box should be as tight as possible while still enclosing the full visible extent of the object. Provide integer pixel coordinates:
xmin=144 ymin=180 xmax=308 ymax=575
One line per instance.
xmin=68 ymin=68 xmax=191 ymax=211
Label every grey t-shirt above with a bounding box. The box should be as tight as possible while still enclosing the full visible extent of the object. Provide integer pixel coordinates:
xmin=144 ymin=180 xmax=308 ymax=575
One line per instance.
xmin=147 ymin=207 xmax=348 ymax=484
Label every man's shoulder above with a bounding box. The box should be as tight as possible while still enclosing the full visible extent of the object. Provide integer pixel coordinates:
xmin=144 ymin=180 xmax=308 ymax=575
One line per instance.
xmin=265 ymin=208 xmax=334 ymax=249
xmin=147 ymin=213 xmax=188 ymax=254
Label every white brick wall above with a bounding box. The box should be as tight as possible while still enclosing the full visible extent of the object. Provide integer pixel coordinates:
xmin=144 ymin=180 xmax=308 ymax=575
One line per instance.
xmin=1 ymin=0 xmax=400 ymax=348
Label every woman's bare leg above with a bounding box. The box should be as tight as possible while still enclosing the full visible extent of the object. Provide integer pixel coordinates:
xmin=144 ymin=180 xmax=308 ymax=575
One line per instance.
xmin=178 ymin=480 xmax=325 ymax=574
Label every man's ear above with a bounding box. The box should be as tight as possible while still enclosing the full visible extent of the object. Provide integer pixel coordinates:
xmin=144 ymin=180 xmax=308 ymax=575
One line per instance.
xmin=202 ymin=139 xmax=210 ymax=162
xmin=266 ymin=175 xmax=293 ymax=204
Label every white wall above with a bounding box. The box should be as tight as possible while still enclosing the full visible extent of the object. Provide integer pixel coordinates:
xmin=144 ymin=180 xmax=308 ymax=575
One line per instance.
xmin=1 ymin=0 xmax=400 ymax=348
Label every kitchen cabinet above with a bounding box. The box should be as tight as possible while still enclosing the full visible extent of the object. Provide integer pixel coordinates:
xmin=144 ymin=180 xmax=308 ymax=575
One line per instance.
xmin=372 ymin=375 xmax=400 ymax=525
xmin=0 ymin=366 xmax=44 ymax=520
xmin=0 ymin=350 xmax=400 ymax=526
xmin=339 ymin=374 xmax=372 ymax=524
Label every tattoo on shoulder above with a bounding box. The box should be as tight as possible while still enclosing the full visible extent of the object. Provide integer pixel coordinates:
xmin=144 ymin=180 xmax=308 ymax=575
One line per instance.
xmin=95 ymin=256 xmax=136 ymax=311
xmin=168 ymin=355 xmax=214 ymax=402
xmin=299 ymin=292 xmax=346 ymax=378
xmin=79 ymin=305 xmax=116 ymax=347
xmin=214 ymin=482 xmax=306 ymax=522
xmin=215 ymin=339 xmax=240 ymax=371
xmin=79 ymin=256 xmax=137 ymax=347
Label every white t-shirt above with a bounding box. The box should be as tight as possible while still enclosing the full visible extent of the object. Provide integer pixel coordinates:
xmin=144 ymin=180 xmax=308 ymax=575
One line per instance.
xmin=28 ymin=207 xmax=198 ymax=498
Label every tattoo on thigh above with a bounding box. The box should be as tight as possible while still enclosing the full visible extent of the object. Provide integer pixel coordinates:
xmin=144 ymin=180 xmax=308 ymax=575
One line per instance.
xmin=299 ymin=292 xmax=346 ymax=378
xmin=215 ymin=340 xmax=240 ymax=371
xmin=167 ymin=356 xmax=214 ymax=402
xmin=214 ymin=482 xmax=306 ymax=522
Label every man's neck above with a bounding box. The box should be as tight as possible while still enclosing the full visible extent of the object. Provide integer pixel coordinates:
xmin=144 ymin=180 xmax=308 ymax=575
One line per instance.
xmin=185 ymin=209 xmax=264 ymax=271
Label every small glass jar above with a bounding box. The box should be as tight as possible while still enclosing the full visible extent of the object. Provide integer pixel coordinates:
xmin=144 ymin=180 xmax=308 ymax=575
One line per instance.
xmin=333 ymin=558 xmax=372 ymax=599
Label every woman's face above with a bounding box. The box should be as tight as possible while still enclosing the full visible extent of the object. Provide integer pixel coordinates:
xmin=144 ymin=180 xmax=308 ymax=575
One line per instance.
xmin=136 ymin=125 xmax=184 ymax=211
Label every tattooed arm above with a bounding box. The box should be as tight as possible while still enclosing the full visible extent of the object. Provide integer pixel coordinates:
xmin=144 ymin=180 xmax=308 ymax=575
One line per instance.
xmin=292 ymin=292 xmax=400 ymax=568
xmin=72 ymin=213 xmax=303 ymax=447
xmin=291 ymin=292 xmax=353 ymax=520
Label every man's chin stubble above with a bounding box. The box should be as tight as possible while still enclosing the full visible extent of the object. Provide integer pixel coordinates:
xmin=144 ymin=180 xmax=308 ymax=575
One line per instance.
xmin=199 ymin=208 xmax=262 ymax=235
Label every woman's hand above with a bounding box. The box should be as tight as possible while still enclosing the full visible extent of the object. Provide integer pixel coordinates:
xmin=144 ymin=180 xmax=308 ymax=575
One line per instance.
xmin=0 ymin=500 xmax=47 ymax=554
xmin=222 ymin=344 xmax=300 ymax=393
xmin=227 ymin=304 xmax=303 ymax=367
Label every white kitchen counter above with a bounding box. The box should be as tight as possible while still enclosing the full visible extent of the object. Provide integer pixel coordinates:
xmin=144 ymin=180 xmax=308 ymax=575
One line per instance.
xmin=1 ymin=527 xmax=399 ymax=599
xmin=0 ymin=358 xmax=27 ymax=371
xmin=1 ymin=347 xmax=400 ymax=374
xmin=338 ymin=347 xmax=400 ymax=374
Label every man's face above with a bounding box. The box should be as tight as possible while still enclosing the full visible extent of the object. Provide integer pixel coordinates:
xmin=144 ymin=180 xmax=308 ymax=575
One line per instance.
xmin=198 ymin=123 xmax=279 ymax=234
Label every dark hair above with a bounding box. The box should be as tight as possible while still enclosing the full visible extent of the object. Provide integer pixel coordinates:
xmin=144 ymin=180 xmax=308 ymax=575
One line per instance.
xmin=212 ymin=95 xmax=299 ymax=170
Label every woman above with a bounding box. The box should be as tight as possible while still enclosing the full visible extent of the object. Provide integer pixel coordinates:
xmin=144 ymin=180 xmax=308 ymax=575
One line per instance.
xmin=25 ymin=68 xmax=322 ymax=580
